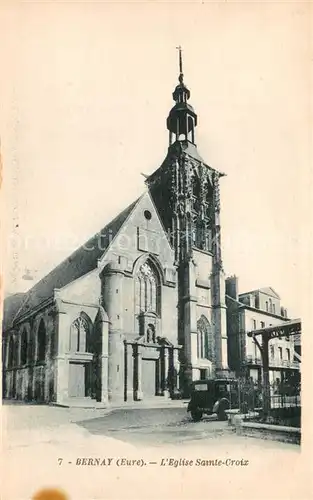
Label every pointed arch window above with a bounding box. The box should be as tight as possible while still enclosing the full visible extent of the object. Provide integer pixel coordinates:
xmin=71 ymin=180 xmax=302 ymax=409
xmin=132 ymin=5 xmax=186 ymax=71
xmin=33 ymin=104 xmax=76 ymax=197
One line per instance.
xmin=197 ymin=316 xmax=213 ymax=361
xmin=191 ymin=175 xmax=200 ymax=213
xmin=204 ymin=226 xmax=212 ymax=252
xmin=8 ymin=336 xmax=14 ymax=368
xmin=37 ymin=319 xmax=46 ymax=362
xmin=135 ymin=261 xmax=160 ymax=315
xmin=70 ymin=313 xmax=92 ymax=353
xmin=20 ymin=328 xmax=28 ymax=365
xmin=206 ymin=181 xmax=214 ymax=204
xmin=28 ymin=332 xmax=35 ymax=363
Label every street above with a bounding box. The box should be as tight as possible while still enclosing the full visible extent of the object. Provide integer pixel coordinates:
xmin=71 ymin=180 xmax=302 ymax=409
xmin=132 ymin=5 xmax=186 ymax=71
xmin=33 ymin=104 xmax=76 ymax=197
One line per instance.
xmin=77 ymin=406 xmax=237 ymax=447
xmin=2 ymin=402 xmax=305 ymax=500
xmin=3 ymin=400 xmax=301 ymax=451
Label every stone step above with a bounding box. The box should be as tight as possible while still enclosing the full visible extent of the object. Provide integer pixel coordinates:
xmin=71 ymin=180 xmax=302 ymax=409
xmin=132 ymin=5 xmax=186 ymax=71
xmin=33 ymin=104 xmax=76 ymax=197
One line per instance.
xmin=51 ymin=398 xmax=107 ymax=409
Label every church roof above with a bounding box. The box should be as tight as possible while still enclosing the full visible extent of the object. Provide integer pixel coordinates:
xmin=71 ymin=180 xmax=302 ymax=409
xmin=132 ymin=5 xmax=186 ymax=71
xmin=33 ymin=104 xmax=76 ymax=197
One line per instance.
xmin=2 ymin=293 xmax=26 ymax=333
xmin=146 ymin=141 xmax=214 ymax=186
xmin=4 ymin=197 xmax=140 ymax=329
xmin=166 ymin=140 xmax=207 ymax=165
xmin=179 ymin=140 xmax=206 ymax=164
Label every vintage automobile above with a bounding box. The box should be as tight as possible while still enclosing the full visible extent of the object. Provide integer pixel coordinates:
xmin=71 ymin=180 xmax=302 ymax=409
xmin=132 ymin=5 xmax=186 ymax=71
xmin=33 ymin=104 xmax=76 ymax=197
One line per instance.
xmin=187 ymin=378 xmax=239 ymax=422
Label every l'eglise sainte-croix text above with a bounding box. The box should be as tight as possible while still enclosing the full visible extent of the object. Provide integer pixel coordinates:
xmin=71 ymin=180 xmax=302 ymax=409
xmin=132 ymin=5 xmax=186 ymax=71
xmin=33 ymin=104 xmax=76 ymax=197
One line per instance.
xmin=160 ymin=458 xmax=249 ymax=467
xmin=72 ymin=458 xmax=249 ymax=467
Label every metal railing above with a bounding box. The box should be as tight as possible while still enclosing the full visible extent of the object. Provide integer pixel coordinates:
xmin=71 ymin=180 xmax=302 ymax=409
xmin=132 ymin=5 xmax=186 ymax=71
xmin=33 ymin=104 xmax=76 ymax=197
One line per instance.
xmin=245 ymin=356 xmax=300 ymax=370
xmin=269 ymin=359 xmax=300 ymax=369
xmin=237 ymin=377 xmax=301 ymax=415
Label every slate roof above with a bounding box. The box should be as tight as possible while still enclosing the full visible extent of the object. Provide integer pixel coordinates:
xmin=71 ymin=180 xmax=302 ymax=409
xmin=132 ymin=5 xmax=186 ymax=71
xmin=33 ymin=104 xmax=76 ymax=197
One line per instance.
xmin=2 ymin=293 xmax=26 ymax=333
xmin=180 ymin=140 xmax=206 ymax=164
xmin=3 ymin=197 xmax=140 ymax=330
xmin=146 ymin=140 xmax=218 ymax=189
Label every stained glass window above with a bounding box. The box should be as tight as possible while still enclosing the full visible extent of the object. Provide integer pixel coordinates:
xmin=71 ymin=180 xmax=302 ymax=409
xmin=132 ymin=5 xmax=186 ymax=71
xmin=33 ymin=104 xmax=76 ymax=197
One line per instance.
xmin=20 ymin=329 xmax=28 ymax=365
xmin=197 ymin=315 xmax=213 ymax=360
xmin=37 ymin=319 xmax=46 ymax=362
xmin=70 ymin=314 xmax=91 ymax=352
xmin=135 ymin=262 xmax=159 ymax=314
xmin=8 ymin=337 xmax=14 ymax=368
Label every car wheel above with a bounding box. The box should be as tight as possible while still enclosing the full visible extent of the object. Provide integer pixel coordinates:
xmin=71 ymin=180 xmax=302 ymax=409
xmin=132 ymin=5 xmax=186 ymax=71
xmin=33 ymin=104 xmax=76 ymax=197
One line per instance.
xmin=217 ymin=409 xmax=227 ymax=421
xmin=191 ymin=410 xmax=203 ymax=422
xmin=217 ymin=399 xmax=229 ymax=421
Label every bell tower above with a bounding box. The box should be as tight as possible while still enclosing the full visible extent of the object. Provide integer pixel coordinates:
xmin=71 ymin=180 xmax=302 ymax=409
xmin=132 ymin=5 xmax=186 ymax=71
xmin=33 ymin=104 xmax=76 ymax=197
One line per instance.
xmin=167 ymin=46 xmax=197 ymax=145
xmin=146 ymin=48 xmax=229 ymax=394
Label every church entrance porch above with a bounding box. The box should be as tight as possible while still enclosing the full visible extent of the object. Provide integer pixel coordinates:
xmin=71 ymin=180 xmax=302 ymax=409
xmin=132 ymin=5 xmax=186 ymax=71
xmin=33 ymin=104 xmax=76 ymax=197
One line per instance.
xmin=124 ymin=338 xmax=181 ymax=402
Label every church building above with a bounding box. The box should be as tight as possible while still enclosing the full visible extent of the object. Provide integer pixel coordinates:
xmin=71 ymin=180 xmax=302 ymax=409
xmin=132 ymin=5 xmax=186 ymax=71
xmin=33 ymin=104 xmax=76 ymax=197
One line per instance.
xmin=2 ymin=50 xmax=230 ymax=406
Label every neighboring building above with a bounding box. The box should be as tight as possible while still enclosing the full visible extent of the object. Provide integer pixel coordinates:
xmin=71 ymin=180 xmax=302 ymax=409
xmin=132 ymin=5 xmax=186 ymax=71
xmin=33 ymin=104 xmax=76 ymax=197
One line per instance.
xmin=293 ymin=332 xmax=301 ymax=366
xmin=2 ymin=51 xmax=230 ymax=406
xmin=226 ymin=276 xmax=300 ymax=385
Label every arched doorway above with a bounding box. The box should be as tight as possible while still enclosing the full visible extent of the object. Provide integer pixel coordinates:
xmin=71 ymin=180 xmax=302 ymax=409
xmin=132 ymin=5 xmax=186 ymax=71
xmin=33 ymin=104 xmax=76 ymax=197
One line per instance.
xmin=134 ymin=259 xmax=161 ymax=399
xmin=68 ymin=313 xmax=94 ymax=398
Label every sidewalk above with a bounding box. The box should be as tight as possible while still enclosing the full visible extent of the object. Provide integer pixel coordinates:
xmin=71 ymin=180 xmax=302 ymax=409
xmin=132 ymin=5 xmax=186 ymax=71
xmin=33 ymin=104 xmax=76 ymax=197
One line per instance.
xmin=50 ymin=397 xmax=188 ymax=411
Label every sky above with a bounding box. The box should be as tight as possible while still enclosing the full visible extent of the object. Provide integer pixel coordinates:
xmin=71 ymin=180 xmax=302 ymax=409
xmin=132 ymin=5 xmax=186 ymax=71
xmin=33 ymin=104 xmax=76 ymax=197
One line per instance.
xmin=1 ymin=2 xmax=311 ymax=318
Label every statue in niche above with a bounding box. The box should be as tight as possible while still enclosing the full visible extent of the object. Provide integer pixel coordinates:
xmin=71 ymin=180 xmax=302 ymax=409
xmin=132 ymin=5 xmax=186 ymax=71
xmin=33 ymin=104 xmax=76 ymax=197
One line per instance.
xmin=146 ymin=324 xmax=156 ymax=343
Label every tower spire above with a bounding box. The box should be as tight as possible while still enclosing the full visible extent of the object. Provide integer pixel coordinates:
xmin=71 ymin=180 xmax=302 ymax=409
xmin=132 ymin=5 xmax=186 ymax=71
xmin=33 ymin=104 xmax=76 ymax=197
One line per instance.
xmin=176 ymin=45 xmax=184 ymax=83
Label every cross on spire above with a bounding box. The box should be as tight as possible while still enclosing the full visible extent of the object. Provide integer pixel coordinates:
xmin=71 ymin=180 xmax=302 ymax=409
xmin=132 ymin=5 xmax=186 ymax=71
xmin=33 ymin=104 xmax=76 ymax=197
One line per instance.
xmin=176 ymin=45 xmax=184 ymax=83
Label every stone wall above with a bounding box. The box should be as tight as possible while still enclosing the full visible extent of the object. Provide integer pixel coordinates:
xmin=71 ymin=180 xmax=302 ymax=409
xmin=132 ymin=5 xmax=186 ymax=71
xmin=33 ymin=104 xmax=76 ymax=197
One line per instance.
xmin=237 ymin=421 xmax=301 ymax=445
xmin=3 ymin=304 xmax=56 ymax=402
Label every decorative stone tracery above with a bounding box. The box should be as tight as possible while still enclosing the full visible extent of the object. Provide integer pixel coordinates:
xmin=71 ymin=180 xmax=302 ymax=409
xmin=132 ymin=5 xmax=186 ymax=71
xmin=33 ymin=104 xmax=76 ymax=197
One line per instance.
xmin=69 ymin=313 xmax=92 ymax=353
xmin=197 ymin=315 xmax=213 ymax=361
xmin=135 ymin=261 xmax=159 ymax=316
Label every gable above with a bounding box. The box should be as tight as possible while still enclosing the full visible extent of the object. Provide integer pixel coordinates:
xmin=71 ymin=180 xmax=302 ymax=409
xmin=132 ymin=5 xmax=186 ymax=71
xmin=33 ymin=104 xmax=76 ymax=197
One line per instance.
xmin=258 ymin=287 xmax=281 ymax=299
xmin=100 ymin=191 xmax=174 ymax=270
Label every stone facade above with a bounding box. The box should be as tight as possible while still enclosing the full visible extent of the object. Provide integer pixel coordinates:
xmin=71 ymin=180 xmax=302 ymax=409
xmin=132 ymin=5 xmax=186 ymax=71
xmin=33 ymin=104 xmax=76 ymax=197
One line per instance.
xmin=2 ymin=55 xmax=230 ymax=405
xmin=225 ymin=277 xmax=300 ymax=384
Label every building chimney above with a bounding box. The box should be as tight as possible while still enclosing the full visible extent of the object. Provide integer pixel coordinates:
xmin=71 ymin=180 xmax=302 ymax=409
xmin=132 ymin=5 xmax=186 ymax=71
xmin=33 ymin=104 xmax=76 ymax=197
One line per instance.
xmin=225 ymin=275 xmax=238 ymax=301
